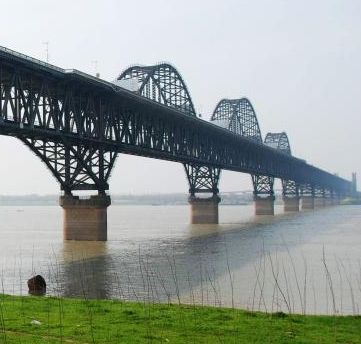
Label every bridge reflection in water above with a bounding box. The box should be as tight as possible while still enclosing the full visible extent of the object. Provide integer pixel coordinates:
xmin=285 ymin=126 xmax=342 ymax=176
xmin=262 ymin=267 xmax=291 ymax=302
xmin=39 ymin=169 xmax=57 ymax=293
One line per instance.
xmin=50 ymin=205 xmax=360 ymax=315
xmin=0 ymin=46 xmax=352 ymax=240
xmin=0 ymin=204 xmax=360 ymax=314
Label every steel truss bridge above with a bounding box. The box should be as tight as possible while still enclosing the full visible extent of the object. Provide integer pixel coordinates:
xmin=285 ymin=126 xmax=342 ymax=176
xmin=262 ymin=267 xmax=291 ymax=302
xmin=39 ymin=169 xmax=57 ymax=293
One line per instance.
xmin=0 ymin=46 xmax=351 ymax=203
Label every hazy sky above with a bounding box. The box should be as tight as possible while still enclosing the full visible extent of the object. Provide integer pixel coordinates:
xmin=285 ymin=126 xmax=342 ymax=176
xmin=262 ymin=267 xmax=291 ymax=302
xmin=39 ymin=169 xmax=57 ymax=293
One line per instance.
xmin=0 ymin=0 xmax=360 ymax=195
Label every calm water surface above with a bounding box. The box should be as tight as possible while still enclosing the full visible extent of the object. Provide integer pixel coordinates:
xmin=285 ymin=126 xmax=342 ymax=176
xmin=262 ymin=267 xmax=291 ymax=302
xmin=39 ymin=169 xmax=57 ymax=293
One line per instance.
xmin=0 ymin=204 xmax=360 ymax=315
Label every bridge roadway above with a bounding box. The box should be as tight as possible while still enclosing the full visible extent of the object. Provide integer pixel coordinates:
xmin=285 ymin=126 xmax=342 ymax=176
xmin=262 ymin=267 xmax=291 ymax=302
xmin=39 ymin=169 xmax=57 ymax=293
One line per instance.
xmin=0 ymin=46 xmax=352 ymax=240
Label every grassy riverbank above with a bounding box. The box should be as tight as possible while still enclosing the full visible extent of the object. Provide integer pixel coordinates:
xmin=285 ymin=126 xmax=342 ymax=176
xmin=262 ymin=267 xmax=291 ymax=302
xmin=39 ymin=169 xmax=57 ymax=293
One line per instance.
xmin=0 ymin=294 xmax=361 ymax=343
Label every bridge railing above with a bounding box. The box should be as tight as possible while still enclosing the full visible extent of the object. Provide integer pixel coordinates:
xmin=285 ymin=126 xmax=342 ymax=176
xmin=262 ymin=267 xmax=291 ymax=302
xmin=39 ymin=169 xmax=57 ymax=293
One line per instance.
xmin=0 ymin=45 xmax=64 ymax=73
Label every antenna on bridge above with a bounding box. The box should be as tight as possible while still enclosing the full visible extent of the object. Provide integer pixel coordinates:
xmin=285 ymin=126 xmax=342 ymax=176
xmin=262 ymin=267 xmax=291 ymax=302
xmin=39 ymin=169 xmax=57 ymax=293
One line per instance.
xmin=42 ymin=41 xmax=49 ymax=62
xmin=91 ymin=60 xmax=100 ymax=78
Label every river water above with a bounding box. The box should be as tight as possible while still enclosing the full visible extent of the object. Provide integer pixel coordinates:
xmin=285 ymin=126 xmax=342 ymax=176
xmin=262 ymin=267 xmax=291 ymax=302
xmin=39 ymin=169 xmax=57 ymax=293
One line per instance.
xmin=0 ymin=204 xmax=360 ymax=315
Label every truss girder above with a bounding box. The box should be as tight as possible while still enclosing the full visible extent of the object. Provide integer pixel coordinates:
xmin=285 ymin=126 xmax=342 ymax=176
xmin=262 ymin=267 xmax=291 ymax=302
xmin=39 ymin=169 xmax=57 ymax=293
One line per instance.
xmin=300 ymin=184 xmax=315 ymax=197
xmin=184 ymin=163 xmax=221 ymax=196
xmin=300 ymin=184 xmax=337 ymax=199
xmin=0 ymin=58 xmax=351 ymax=195
xmin=19 ymin=137 xmax=117 ymax=193
xmin=252 ymin=175 xmax=275 ymax=199
xmin=282 ymin=180 xmax=299 ymax=198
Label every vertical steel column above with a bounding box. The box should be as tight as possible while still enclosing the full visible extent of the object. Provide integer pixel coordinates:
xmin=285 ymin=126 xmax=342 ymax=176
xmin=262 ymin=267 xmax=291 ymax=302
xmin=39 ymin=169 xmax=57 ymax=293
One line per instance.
xmin=184 ymin=163 xmax=221 ymax=224
xmin=301 ymin=184 xmax=315 ymax=210
xmin=314 ymin=186 xmax=326 ymax=208
xmin=282 ymin=179 xmax=300 ymax=212
xmin=252 ymin=174 xmax=275 ymax=215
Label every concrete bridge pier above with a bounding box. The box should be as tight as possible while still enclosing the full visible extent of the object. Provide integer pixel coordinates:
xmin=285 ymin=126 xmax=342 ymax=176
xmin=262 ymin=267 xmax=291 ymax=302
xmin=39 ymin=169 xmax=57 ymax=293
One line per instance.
xmin=301 ymin=196 xmax=315 ymax=210
xmin=188 ymin=195 xmax=220 ymax=224
xmin=60 ymin=194 xmax=111 ymax=241
xmin=283 ymin=197 xmax=300 ymax=212
xmin=254 ymin=196 xmax=275 ymax=215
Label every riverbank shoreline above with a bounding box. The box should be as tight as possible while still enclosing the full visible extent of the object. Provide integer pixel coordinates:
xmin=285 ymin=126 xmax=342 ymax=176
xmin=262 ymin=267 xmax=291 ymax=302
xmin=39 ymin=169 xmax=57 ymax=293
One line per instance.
xmin=0 ymin=294 xmax=360 ymax=343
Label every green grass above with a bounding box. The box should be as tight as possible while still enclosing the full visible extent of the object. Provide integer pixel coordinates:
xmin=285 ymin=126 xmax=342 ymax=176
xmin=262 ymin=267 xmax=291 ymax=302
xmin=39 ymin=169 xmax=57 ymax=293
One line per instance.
xmin=0 ymin=294 xmax=361 ymax=343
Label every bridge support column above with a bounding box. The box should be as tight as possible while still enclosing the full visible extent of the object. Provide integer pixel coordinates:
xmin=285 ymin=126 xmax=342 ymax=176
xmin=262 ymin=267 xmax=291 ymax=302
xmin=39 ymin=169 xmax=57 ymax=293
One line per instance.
xmin=282 ymin=179 xmax=300 ymax=212
xmin=301 ymin=196 xmax=314 ymax=210
xmin=254 ymin=196 xmax=275 ymax=215
xmin=314 ymin=197 xmax=326 ymax=208
xmin=184 ymin=163 xmax=221 ymax=224
xmin=188 ymin=195 xmax=220 ymax=224
xmin=60 ymin=194 xmax=111 ymax=241
xmin=325 ymin=190 xmax=336 ymax=206
xmin=300 ymin=184 xmax=315 ymax=210
xmin=283 ymin=197 xmax=300 ymax=212
xmin=252 ymin=175 xmax=275 ymax=215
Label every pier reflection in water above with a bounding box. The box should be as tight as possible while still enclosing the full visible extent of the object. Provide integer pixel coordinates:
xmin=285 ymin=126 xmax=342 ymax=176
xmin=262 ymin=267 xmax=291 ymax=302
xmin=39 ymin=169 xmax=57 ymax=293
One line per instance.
xmin=0 ymin=204 xmax=361 ymax=315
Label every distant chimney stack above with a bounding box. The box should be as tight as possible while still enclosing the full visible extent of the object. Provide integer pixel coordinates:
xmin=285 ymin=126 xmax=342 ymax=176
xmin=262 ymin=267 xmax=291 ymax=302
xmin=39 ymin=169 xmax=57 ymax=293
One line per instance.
xmin=352 ymin=172 xmax=357 ymax=195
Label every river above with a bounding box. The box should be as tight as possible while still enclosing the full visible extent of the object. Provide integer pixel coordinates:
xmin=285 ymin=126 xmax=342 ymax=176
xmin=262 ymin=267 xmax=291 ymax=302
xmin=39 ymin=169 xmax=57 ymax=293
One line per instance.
xmin=0 ymin=204 xmax=360 ymax=315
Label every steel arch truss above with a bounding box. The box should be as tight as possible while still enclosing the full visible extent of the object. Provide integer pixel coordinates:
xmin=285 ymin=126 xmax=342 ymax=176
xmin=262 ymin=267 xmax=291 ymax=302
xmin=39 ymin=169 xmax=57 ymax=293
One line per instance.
xmin=118 ymin=64 xmax=196 ymax=116
xmin=210 ymin=98 xmax=263 ymax=142
xmin=211 ymin=98 xmax=266 ymax=199
xmin=264 ymin=132 xmax=300 ymax=198
xmin=19 ymin=137 xmax=117 ymax=194
xmin=264 ymin=132 xmax=291 ymax=155
xmin=184 ymin=163 xmax=221 ymax=196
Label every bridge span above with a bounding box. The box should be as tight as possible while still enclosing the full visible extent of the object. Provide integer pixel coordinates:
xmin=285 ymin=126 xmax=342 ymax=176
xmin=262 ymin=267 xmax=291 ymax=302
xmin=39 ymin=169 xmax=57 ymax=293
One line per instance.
xmin=0 ymin=46 xmax=352 ymax=240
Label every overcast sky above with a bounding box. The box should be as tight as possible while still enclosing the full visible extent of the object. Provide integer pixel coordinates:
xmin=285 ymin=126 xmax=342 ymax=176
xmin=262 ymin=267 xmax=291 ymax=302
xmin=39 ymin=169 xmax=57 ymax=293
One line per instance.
xmin=0 ymin=0 xmax=360 ymax=195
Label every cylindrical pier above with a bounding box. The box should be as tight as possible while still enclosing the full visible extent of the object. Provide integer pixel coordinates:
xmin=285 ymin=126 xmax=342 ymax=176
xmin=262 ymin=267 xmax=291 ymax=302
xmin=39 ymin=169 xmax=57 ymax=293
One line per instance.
xmin=254 ymin=197 xmax=275 ymax=215
xmin=188 ymin=195 xmax=220 ymax=224
xmin=60 ymin=194 xmax=111 ymax=241
xmin=283 ymin=197 xmax=300 ymax=212
xmin=301 ymin=196 xmax=314 ymax=210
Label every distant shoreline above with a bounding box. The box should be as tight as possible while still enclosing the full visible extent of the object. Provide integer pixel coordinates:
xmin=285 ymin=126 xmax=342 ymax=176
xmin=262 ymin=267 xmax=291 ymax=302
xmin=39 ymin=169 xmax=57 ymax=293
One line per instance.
xmin=1 ymin=193 xmax=356 ymax=206
xmin=0 ymin=192 xmax=256 ymax=206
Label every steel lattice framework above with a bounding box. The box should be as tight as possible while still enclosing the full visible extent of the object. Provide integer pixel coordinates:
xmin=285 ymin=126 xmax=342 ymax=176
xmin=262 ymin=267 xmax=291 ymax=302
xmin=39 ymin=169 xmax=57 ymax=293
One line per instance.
xmin=184 ymin=164 xmax=221 ymax=196
xmin=210 ymin=98 xmax=262 ymax=142
xmin=210 ymin=98 xmax=275 ymax=198
xmin=264 ymin=132 xmax=298 ymax=198
xmin=264 ymin=132 xmax=291 ymax=155
xmin=117 ymin=64 xmax=196 ymax=116
xmin=117 ymin=63 xmax=217 ymax=196
xmin=0 ymin=46 xmax=351 ymax=198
